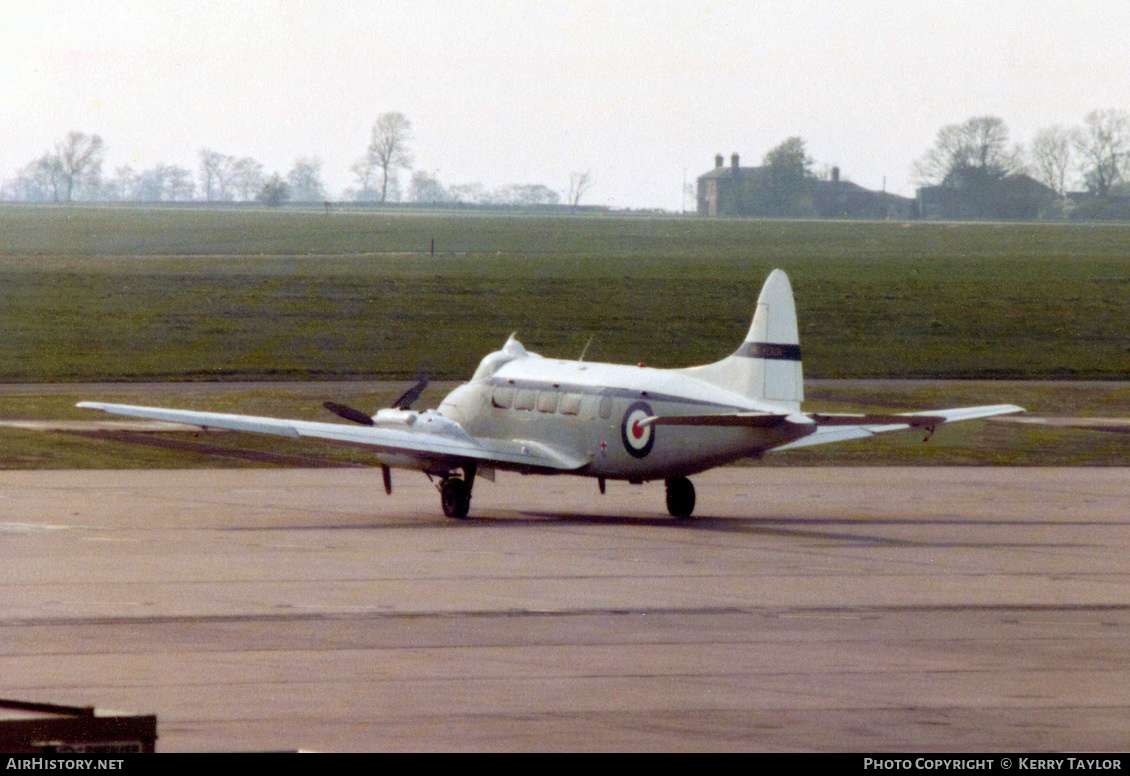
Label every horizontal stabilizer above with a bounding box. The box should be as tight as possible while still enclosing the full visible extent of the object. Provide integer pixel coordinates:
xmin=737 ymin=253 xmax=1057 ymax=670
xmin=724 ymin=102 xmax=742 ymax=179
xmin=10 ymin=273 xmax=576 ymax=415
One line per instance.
xmin=809 ymin=413 xmax=945 ymax=428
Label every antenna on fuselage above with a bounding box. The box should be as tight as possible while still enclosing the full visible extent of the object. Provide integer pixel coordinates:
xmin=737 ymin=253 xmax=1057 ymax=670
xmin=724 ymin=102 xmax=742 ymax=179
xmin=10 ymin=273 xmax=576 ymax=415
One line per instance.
xmin=578 ymin=334 xmax=595 ymax=362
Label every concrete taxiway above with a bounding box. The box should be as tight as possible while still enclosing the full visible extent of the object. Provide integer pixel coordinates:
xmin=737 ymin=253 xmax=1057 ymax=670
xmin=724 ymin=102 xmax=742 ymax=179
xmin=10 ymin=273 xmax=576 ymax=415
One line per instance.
xmin=1 ymin=466 xmax=1128 ymax=751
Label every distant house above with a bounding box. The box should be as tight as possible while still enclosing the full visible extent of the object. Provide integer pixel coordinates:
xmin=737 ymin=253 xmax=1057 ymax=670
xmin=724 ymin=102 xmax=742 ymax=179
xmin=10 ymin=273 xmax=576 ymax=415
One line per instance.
xmin=696 ymin=153 xmax=913 ymax=218
xmin=696 ymin=153 xmax=747 ymax=216
xmin=916 ymin=173 xmax=1057 ymax=220
xmin=811 ymin=170 xmax=916 ymax=219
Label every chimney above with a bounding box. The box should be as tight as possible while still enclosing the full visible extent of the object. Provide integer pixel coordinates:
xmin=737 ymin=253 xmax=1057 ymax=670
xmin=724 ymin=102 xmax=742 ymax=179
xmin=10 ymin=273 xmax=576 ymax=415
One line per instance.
xmin=832 ymin=166 xmax=840 ymax=183
xmin=715 ymin=154 xmax=724 ymax=169
xmin=731 ymin=153 xmax=740 ymax=170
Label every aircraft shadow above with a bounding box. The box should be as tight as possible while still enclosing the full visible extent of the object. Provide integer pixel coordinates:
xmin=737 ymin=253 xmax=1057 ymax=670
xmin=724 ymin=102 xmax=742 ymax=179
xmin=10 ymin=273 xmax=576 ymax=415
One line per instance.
xmin=488 ymin=512 xmax=1104 ymax=549
xmin=224 ymin=513 xmax=1112 ymax=549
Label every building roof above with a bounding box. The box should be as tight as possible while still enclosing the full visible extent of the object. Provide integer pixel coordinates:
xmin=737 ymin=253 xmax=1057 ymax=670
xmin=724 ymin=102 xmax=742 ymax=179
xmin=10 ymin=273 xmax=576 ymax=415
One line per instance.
xmin=697 ymin=165 xmax=764 ymax=181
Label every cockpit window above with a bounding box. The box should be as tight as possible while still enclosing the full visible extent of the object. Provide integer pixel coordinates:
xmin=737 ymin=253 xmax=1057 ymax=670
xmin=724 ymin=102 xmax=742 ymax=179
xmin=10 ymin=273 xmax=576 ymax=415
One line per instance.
xmin=536 ymin=391 xmax=559 ymax=413
xmin=514 ymin=389 xmax=536 ymax=411
xmin=560 ymin=393 xmax=582 ymax=415
xmin=492 ymin=386 xmax=515 ymax=409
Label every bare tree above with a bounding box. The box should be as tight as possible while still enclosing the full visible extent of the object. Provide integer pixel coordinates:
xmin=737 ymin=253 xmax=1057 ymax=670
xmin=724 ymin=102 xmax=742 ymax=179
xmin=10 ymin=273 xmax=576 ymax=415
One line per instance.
xmin=495 ymin=184 xmax=560 ymax=206
xmin=133 ymin=163 xmax=194 ymax=202
xmin=287 ymin=157 xmax=326 ymax=202
xmin=1075 ymin=109 xmax=1130 ymax=197
xmin=363 ymin=112 xmax=413 ymax=202
xmin=568 ymin=170 xmax=595 ymax=209
xmin=913 ymin=116 xmax=1023 ymax=186
xmin=448 ymin=182 xmax=488 ymax=204
xmin=1030 ymin=125 xmax=1078 ymax=196
xmin=102 ymin=165 xmax=136 ymax=202
xmin=409 ymin=170 xmax=449 ymax=203
xmin=165 ymin=165 xmax=195 ymax=201
xmin=2 ymin=155 xmax=63 ymax=202
xmin=231 ymin=157 xmax=264 ymax=201
xmin=199 ymin=149 xmax=237 ymax=201
xmin=52 ymin=132 xmax=104 ymax=201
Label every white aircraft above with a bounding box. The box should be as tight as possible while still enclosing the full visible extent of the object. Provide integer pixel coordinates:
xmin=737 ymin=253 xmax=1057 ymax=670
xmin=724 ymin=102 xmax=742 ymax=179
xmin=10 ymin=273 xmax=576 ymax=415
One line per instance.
xmin=79 ymin=269 xmax=1023 ymax=519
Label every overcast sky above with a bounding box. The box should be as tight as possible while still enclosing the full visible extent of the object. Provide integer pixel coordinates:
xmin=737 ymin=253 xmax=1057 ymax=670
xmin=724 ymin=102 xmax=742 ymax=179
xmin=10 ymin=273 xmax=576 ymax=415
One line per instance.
xmin=3 ymin=0 xmax=1129 ymax=209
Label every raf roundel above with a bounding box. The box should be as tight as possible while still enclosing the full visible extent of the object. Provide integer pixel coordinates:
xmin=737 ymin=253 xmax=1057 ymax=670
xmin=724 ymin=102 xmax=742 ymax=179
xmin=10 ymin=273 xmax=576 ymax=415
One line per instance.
xmin=621 ymin=401 xmax=655 ymax=458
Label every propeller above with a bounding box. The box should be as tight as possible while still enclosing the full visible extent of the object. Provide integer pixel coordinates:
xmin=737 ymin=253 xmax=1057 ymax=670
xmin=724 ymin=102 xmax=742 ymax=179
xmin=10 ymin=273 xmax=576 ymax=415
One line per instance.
xmin=322 ymin=401 xmax=374 ymax=426
xmin=392 ymin=377 xmax=429 ymax=409
xmin=323 ymin=378 xmax=429 ymax=426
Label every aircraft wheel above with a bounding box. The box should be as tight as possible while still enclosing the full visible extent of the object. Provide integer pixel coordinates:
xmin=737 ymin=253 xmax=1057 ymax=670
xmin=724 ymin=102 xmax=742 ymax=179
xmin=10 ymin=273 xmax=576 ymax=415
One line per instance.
xmin=665 ymin=476 xmax=695 ymax=518
xmin=440 ymin=478 xmax=472 ymax=519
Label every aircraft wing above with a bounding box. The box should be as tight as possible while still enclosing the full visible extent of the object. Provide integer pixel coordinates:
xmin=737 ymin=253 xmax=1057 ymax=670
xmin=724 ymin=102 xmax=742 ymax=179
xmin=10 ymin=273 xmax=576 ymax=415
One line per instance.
xmin=642 ymin=404 xmax=1024 ymax=450
xmin=76 ymin=402 xmax=588 ymax=472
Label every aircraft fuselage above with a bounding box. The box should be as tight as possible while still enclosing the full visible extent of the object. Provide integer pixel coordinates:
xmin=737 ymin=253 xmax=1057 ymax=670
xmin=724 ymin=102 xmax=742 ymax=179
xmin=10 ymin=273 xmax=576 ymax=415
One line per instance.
xmin=437 ymin=356 xmax=808 ymax=480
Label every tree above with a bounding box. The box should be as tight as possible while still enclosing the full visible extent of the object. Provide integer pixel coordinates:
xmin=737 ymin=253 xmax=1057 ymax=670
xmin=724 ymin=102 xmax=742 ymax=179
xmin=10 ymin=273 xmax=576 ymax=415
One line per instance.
xmin=286 ymin=158 xmax=326 ymax=202
xmin=495 ymin=184 xmax=560 ymax=206
xmin=1031 ymin=125 xmax=1078 ymax=196
xmin=1075 ymin=109 xmax=1130 ymax=197
xmin=133 ymin=163 xmax=195 ymax=202
xmin=763 ymin=137 xmax=815 ymax=216
xmin=913 ymin=116 xmax=1023 ymax=186
xmin=409 ymin=170 xmax=449 ymax=203
xmin=349 ymin=157 xmax=381 ymax=201
xmin=256 ymin=174 xmax=289 ymax=207
xmin=568 ymin=170 xmax=595 ymax=209
xmin=362 ymin=112 xmax=413 ymax=203
xmin=103 ymin=165 xmax=136 ymax=202
xmin=165 ymin=165 xmax=195 ymax=201
xmin=449 ymin=182 xmax=488 ymax=205
xmin=198 ymin=149 xmax=237 ymax=201
xmin=52 ymin=132 xmax=104 ymax=202
xmin=231 ymin=157 xmax=264 ymax=201
xmin=2 ymin=155 xmax=62 ymax=202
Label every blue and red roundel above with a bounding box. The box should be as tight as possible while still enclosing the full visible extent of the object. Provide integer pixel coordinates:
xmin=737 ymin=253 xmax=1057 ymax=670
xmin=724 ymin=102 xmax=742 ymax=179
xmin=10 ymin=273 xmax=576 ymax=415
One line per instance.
xmin=621 ymin=401 xmax=655 ymax=458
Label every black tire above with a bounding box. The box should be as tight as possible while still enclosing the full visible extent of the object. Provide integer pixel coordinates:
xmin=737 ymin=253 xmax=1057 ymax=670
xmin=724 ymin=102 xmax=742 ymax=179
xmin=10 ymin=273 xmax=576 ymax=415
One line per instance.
xmin=440 ymin=478 xmax=471 ymax=519
xmin=665 ymin=476 xmax=695 ymax=518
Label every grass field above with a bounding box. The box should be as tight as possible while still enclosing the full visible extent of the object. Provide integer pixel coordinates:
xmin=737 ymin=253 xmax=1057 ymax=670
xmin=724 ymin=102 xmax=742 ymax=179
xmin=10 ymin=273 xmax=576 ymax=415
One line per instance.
xmin=1 ymin=205 xmax=1128 ymax=382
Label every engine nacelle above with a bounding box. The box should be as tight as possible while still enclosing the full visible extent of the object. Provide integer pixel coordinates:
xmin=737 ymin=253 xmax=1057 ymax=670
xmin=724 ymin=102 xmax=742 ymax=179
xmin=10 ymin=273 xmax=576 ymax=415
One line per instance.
xmin=373 ymin=408 xmax=417 ymax=426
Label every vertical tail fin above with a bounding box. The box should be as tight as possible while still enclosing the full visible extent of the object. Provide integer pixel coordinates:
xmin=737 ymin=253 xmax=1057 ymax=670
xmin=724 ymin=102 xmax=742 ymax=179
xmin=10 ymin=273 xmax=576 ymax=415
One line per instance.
xmin=681 ymin=269 xmax=804 ymax=411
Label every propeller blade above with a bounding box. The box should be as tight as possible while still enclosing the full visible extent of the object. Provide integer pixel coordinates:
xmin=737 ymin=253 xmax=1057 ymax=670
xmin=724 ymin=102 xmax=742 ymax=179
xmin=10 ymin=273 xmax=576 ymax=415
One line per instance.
xmin=322 ymin=401 xmax=375 ymax=426
xmin=393 ymin=378 xmax=429 ymax=409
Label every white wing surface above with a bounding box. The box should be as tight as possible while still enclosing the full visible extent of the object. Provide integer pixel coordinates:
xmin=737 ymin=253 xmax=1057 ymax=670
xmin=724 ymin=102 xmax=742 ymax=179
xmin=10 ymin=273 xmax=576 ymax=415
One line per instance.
xmin=76 ymin=402 xmax=587 ymax=472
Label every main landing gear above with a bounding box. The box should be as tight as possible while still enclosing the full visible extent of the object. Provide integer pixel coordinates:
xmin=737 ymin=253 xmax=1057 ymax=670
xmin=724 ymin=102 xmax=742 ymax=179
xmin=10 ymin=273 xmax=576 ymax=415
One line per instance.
xmin=438 ymin=463 xmax=477 ymax=519
xmin=665 ymin=476 xmax=696 ymax=519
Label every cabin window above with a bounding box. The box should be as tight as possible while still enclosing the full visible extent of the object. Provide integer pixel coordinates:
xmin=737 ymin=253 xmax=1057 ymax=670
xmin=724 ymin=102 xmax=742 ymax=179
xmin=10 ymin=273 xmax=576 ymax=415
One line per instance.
xmin=514 ymin=389 xmax=537 ymax=411
xmin=537 ymin=390 xmax=559 ymax=413
xmin=559 ymin=393 xmax=582 ymax=416
xmin=598 ymin=395 xmax=613 ymax=419
xmin=492 ymin=386 xmax=515 ymax=409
